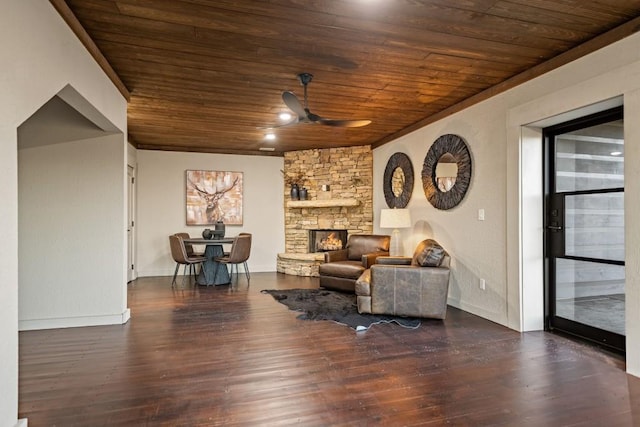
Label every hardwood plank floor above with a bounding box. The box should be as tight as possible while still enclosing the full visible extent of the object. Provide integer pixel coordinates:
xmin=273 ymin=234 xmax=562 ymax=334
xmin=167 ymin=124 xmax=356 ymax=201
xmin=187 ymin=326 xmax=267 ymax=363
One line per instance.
xmin=18 ymin=273 xmax=640 ymax=426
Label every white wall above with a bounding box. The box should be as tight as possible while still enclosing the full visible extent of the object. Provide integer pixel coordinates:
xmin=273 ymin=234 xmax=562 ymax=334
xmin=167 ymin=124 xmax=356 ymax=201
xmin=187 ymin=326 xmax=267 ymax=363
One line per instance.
xmin=373 ymin=32 xmax=640 ymax=375
xmin=374 ymin=98 xmax=508 ymax=322
xmin=136 ymin=150 xmax=284 ymax=276
xmin=18 ymin=134 xmax=129 ymax=329
xmin=0 ymin=2 xmax=127 ymax=426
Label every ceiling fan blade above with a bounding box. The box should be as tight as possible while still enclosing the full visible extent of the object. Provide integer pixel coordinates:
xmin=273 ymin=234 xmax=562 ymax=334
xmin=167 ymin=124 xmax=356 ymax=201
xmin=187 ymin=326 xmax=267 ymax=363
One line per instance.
xmin=305 ymin=109 xmax=322 ymax=123
xmin=317 ymin=118 xmax=372 ymax=128
xmin=256 ymin=116 xmax=300 ymax=130
xmin=282 ymin=91 xmax=307 ymax=118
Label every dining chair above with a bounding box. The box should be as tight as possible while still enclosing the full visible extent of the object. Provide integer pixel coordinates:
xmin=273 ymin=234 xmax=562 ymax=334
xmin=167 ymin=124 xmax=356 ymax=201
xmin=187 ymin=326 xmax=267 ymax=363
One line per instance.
xmin=214 ymin=233 xmax=252 ymax=284
xmin=222 ymin=232 xmax=251 ymax=257
xmin=168 ymin=234 xmax=207 ymax=287
xmin=174 ymin=232 xmax=203 ymax=277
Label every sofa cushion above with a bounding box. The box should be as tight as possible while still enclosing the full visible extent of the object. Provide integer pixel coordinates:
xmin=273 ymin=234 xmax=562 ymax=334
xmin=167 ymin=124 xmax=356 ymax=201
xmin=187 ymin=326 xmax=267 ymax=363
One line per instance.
xmin=412 ymin=239 xmax=446 ymax=267
xmin=318 ymin=260 xmax=366 ymax=280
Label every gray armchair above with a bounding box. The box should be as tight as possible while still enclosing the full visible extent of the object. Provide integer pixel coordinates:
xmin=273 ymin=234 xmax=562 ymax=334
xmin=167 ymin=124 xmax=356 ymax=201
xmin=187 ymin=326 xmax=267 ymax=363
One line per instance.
xmin=355 ymin=239 xmax=451 ymax=319
xmin=319 ymin=234 xmax=390 ymax=292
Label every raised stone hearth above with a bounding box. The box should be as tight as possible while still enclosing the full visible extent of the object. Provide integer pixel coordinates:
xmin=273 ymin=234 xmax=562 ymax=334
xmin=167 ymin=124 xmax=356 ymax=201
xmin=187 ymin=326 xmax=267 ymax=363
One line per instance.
xmin=277 ymin=252 xmax=325 ymax=276
xmin=278 ymin=146 xmax=373 ymax=276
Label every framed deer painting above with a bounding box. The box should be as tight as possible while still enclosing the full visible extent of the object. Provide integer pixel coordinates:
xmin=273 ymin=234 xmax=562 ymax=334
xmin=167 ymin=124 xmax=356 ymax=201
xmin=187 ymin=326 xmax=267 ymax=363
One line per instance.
xmin=185 ymin=170 xmax=243 ymax=225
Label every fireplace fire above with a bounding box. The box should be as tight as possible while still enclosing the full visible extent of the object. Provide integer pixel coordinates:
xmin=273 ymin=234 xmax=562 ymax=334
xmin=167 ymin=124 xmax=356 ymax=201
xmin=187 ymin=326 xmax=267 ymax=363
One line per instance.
xmin=318 ymin=233 xmax=342 ymax=251
xmin=308 ymin=229 xmax=348 ymax=253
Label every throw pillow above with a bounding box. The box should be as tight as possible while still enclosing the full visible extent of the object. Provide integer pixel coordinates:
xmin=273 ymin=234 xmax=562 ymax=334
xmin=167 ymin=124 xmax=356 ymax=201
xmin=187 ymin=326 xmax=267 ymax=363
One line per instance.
xmin=412 ymin=239 xmax=445 ymax=267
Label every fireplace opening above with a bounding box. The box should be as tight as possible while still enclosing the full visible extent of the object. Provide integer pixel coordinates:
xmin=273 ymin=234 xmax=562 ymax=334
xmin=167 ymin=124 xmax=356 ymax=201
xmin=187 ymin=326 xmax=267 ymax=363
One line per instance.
xmin=309 ymin=229 xmax=348 ymax=253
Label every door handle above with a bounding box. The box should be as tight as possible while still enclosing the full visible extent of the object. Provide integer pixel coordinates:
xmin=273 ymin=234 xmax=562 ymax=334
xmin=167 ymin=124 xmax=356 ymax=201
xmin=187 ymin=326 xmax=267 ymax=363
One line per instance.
xmin=546 ymin=225 xmax=563 ymax=231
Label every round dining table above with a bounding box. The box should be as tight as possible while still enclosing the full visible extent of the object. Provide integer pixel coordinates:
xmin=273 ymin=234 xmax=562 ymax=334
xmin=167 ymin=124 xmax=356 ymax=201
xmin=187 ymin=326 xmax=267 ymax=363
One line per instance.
xmin=183 ymin=237 xmax=234 ymax=285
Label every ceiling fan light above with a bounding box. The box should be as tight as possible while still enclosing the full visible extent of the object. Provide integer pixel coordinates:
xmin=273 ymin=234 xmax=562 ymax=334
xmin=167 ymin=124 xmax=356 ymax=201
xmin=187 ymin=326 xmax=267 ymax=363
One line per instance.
xmin=279 ymin=112 xmax=292 ymax=121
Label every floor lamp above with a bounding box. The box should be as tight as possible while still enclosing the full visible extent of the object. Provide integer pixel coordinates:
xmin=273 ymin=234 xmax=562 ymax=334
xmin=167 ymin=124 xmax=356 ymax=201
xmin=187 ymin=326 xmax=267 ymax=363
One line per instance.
xmin=380 ymin=208 xmax=411 ymax=256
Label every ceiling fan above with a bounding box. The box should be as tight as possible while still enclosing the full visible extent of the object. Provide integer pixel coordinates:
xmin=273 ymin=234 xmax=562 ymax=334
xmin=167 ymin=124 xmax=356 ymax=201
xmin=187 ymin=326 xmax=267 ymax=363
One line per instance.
xmin=277 ymin=73 xmax=372 ymax=128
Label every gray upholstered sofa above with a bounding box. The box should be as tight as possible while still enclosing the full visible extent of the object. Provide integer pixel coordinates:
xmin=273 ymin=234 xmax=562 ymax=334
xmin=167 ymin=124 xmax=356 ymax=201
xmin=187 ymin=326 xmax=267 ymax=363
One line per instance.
xmin=355 ymin=239 xmax=451 ymax=319
xmin=318 ymin=234 xmax=390 ymax=292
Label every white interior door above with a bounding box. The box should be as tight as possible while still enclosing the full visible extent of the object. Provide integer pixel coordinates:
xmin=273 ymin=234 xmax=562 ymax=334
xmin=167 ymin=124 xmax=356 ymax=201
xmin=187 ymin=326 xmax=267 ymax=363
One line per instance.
xmin=127 ymin=165 xmax=136 ymax=282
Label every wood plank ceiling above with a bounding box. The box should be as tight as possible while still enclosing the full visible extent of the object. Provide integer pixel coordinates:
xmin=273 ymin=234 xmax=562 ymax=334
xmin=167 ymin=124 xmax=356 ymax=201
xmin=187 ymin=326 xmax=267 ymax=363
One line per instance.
xmin=55 ymin=0 xmax=640 ymax=156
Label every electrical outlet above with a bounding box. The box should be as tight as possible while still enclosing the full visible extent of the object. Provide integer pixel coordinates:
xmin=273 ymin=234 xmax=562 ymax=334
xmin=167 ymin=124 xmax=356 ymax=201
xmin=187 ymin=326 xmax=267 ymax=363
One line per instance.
xmin=479 ymin=278 xmax=486 ymax=290
xmin=478 ymin=209 xmax=485 ymax=221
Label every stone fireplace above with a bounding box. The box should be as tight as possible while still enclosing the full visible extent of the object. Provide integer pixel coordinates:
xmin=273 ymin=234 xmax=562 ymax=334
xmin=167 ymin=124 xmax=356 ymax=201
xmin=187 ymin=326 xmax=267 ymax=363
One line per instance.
xmin=277 ymin=146 xmax=373 ymax=276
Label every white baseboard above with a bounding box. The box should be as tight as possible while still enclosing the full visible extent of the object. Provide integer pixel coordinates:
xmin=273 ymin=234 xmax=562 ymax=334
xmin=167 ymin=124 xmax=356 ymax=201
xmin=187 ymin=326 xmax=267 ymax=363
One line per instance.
xmin=122 ymin=308 xmax=131 ymax=324
xmin=19 ymin=308 xmax=131 ymax=331
xmin=447 ymin=297 xmax=509 ymax=330
xmin=15 ymin=419 xmax=28 ymax=427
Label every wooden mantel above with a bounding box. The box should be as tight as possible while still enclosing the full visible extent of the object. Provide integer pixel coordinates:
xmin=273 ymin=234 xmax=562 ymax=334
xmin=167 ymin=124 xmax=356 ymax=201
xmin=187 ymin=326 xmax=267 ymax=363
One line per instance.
xmin=286 ymin=199 xmax=360 ymax=209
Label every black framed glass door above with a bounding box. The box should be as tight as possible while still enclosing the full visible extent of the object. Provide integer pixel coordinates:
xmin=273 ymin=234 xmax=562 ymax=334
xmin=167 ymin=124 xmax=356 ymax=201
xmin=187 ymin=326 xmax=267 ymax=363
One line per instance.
xmin=544 ymin=107 xmax=625 ymax=352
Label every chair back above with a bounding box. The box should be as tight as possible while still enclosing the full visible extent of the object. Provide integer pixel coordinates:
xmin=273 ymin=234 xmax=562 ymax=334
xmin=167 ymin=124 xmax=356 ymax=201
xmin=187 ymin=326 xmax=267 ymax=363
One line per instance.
xmin=175 ymin=232 xmax=195 ymax=256
xmin=346 ymin=234 xmax=390 ymax=260
xmin=227 ymin=234 xmax=252 ymax=263
xmin=169 ymin=235 xmax=188 ymax=264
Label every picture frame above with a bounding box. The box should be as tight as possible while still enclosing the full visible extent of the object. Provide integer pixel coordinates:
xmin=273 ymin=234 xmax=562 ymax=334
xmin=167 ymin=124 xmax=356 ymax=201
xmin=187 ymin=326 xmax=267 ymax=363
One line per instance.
xmin=185 ymin=170 xmax=243 ymax=225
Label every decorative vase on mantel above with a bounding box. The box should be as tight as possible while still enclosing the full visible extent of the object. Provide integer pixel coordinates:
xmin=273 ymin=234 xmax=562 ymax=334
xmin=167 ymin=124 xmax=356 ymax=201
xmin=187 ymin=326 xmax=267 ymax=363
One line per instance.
xmin=290 ymin=183 xmax=300 ymax=200
xmin=299 ymin=187 xmax=308 ymax=200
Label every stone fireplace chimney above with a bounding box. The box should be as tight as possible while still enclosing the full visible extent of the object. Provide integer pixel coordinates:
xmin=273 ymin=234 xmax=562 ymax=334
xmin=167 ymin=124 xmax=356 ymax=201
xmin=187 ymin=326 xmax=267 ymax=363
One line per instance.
xmin=277 ymin=146 xmax=373 ymax=276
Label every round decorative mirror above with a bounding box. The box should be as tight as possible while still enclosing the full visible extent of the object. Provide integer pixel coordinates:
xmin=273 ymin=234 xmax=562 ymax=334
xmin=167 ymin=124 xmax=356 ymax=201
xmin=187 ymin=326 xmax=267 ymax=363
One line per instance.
xmin=422 ymin=134 xmax=472 ymax=210
xmin=384 ymin=152 xmax=414 ymax=208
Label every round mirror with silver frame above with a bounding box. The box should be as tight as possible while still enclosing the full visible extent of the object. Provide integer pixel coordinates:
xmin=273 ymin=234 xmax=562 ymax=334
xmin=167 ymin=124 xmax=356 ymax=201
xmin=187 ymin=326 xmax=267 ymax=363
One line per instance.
xmin=422 ymin=134 xmax=472 ymax=210
xmin=383 ymin=152 xmax=414 ymax=208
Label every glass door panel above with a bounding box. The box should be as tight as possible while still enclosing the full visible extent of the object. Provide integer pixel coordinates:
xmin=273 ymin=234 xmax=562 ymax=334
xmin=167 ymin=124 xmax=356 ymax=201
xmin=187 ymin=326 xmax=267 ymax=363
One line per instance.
xmin=554 ymin=258 xmax=625 ymax=335
xmin=564 ymin=192 xmax=624 ymax=261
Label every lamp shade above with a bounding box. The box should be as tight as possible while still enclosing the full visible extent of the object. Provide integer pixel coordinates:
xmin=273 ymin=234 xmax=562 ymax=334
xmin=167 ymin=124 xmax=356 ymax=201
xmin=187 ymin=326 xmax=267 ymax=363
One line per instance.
xmin=380 ymin=208 xmax=411 ymax=229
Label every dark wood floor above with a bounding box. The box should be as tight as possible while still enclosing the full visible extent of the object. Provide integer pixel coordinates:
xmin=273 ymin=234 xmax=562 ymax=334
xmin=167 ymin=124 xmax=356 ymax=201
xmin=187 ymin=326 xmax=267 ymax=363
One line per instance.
xmin=19 ymin=273 xmax=640 ymax=426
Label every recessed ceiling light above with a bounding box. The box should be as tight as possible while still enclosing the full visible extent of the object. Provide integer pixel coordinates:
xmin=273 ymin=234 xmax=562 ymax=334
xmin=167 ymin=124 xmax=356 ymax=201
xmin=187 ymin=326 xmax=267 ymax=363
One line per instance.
xmin=279 ymin=112 xmax=292 ymax=121
xmin=611 ymin=151 xmax=623 ymax=156
xmin=259 ymin=147 xmax=275 ymax=151
xmin=264 ymin=132 xmax=276 ymax=141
